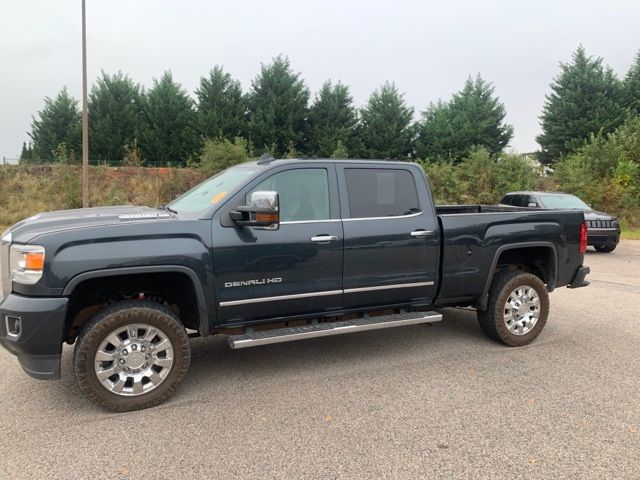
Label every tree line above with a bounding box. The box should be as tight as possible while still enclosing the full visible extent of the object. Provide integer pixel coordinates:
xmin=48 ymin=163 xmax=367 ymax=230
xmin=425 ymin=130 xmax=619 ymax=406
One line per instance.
xmin=22 ymin=55 xmax=513 ymax=165
xmin=21 ymin=46 xmax=640 ymax=169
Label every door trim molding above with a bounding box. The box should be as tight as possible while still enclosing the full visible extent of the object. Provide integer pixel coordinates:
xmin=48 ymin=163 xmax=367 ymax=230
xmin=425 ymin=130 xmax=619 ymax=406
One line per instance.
xmin=343 ymin=281 xmax=434 ymax=293
xmin=219 ymin=289 xmax=342 ymax=307
xmin=219 ymin=281 xmax=434 ymax=307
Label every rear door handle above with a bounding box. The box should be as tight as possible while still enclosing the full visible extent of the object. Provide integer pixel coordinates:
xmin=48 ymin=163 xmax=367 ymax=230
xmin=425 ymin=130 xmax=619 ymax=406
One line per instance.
xmin=311 ymin=235 xmax=340 ymax=243
xmin=410 ymin=230 xmax=434 ymax=238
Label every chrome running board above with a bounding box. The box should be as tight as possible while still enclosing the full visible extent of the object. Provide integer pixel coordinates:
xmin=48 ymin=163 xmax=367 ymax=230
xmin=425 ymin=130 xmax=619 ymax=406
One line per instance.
xmin=228 ymin=311 xmax=442 ymax=349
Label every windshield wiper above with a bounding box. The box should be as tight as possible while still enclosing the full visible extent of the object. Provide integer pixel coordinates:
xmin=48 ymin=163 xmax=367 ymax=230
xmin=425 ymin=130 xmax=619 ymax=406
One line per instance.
xmin=158 ymin=204 xmax=178 ymax=214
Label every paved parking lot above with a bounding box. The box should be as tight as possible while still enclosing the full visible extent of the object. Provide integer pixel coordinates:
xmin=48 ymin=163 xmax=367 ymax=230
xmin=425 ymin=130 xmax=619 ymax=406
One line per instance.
xmin=1 ymin=242 xmax=639 ymax=479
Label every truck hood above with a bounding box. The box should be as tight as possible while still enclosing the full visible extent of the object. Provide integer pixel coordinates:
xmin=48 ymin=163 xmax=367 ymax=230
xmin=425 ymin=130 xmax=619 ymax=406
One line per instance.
xmin=584 ymin=209 xmax=616 ymax=221
xmin=6 ymin=205 xmax=176 ymax=244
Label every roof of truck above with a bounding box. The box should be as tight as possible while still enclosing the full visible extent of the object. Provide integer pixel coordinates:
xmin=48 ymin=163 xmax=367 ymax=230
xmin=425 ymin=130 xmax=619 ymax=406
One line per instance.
xmin=250 ymin=157 xmax=414 ymax=167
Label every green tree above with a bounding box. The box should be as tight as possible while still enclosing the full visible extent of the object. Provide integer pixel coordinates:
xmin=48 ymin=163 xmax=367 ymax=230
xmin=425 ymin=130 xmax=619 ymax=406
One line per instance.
xmin=330 ymin=140 xmax=349 ymax=159
xmin=195 ymin=66 xmax=246 ymax=140
xmin=138 ymin=71 xmax=199 ymax=165
xmin=623 ymin=50 xmax=640 ymax=116
xmin=307 ymin=80 xmax=357 ymax=157
xmin=247 ymin=55 xmax=309 ymax=157
xmin=89 ymin=71 xmax=142 ymax=161
xmin=19 ymin=141 xmax=33 ymax=162
xmin=196 ymin=137 xmax=249 ymax=176
xmin=29 ymin=87 xmax=81 ymax=161
xmin=537 ymin=45 xmax=625 ymax=163
xmin=415 ymin=75 xmax=513 ymax=162
xmin=357 ymin=82 xmax=414 ymax=159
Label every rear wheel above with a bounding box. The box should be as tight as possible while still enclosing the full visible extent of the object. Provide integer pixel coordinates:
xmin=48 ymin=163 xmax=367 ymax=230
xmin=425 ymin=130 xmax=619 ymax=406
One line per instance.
xmin=73 ymin=301 xmax=191 ymax=412
xmin=594 ymin=243 xmax=616 ymax=253
xmin=477 ymin=271 xmax=549 ymax=346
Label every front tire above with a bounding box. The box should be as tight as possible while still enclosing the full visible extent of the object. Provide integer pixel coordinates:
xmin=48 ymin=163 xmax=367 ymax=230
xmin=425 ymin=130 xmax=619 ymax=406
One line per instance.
xmin=477 ymin=271 xmax=549 ymax=347
xmin=73 ymin=301 xmax=191 ymax=412
xmin=594 ymin=243 xmax=617 ymax=253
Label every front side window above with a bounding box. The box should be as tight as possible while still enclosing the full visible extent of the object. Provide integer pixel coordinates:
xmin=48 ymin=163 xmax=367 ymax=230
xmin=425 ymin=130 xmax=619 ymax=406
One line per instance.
xmin=247 ymin=168 xmax=330 ymax=222
xmin=344 ymin=168 xmax=420 ymax=218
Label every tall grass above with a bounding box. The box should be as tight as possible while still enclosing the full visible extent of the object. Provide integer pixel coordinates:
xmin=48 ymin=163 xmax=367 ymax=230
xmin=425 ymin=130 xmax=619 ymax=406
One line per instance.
xmin=0 ymin=165 xmax=205 ymax=232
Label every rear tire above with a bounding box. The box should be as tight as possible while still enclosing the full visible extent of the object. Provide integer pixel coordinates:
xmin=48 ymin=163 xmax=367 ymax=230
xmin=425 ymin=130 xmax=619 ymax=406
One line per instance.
xmin=477 ymin=271 xmax=549 ymax=347
xmin=73 ymin=301 xmax=191 ymax=412
xmin=594 ymin=243 xmax=616 ymax=253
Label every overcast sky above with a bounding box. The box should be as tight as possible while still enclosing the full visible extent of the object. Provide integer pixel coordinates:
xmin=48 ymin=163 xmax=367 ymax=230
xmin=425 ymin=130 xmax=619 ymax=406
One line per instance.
xmin=1 ymin=0 xmax=639 ymax=159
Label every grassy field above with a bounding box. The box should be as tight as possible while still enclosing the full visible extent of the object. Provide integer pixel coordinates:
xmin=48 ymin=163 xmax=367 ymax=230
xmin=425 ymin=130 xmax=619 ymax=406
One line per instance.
xmin=622 ymin=228 xmax=640 ymax=240
xmin=1 ymin=164 xmax=639 ymax=238
xmin=0 ymin=164 xmax=205 ymax=233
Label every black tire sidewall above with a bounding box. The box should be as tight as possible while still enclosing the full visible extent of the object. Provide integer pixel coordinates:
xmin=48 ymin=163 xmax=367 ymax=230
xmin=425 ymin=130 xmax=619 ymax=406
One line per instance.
xmin=74 ymin=301 xmax=191 ymax=412
xmin=595 ymin=244 xmax=616 ymax=252
xmin=483 ymin=271 xmax=550 ymax=347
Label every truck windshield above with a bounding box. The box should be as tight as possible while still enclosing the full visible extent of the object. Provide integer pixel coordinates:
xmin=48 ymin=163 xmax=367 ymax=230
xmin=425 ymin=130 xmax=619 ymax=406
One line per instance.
xmin=539 ymin=194 xmax=589 ymax=210
xmin=168 ymin=166 xmax=258 ymax=214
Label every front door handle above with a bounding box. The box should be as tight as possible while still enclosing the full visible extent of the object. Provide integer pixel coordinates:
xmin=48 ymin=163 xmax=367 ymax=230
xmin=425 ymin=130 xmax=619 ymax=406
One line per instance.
xmin=311 ymin=235 xmax=340 ymax=243
xmin=410 ymin=230 xmax=434 ymax=238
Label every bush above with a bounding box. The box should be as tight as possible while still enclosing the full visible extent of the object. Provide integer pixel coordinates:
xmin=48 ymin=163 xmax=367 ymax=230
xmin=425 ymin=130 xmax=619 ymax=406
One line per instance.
xmin=196 ymin=137 xmax=249 ymax=176
xmin=421 ymin=147 xmax=540 ymax=204
xmin=554 ymin=117 xmax=640 ymax=226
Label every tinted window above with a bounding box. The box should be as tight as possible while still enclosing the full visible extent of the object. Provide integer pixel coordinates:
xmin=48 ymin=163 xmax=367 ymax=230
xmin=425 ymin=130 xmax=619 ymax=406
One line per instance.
xmin=511 ymin=195 xmax=526 ymax=207
xmin=344 ymin=168 xmax=420 ymax=218
xmin=501 ymin=195 xmax=514 ymax=205
xmin=247 ymin=168 xmax=330 ymax=222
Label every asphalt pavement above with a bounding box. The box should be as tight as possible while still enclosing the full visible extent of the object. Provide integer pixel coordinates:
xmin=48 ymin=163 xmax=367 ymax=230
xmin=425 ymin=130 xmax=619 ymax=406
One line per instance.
xmin=1 ymin=241 xmax=639 ymax=479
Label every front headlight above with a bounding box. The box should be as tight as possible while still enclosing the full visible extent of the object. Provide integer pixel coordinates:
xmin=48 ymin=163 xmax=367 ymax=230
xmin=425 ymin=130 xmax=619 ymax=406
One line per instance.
xmin=9 ymin=244 xmax=45 ymax=284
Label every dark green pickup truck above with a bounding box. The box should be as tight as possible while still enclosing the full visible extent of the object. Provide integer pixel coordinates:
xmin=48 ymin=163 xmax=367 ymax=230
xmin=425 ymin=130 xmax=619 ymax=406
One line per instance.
xmin=0 ymin=158 xmax=590 ymax=411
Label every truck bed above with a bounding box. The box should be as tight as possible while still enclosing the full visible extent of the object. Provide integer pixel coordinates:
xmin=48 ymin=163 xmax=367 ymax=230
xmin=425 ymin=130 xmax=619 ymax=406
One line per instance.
xmin=434 ymin=206 xmax=586 ymax=307
xmin=435 ymin=204 xmax=532 ymax=215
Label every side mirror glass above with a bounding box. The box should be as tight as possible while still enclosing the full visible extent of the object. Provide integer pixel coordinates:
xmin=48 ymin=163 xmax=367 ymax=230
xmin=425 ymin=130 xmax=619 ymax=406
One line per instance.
xmin=230 ymin=191 xmax=280 ymax=230
xmin=527 ymin=202 xmax=538 ymax=208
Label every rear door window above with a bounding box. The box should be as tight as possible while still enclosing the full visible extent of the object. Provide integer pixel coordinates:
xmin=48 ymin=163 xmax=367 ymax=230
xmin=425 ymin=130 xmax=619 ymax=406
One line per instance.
xmin=344 ymin=168 xmax=420 ymax=218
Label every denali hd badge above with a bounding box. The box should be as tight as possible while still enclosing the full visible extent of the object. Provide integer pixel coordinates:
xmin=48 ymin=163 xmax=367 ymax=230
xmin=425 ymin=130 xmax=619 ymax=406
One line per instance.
xmin=224 ymin=278 xmax=282 ymax=288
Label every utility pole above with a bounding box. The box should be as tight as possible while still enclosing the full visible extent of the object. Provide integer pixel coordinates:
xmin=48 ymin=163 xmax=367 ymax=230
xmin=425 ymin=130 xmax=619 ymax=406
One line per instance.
xmin=81 ymin=0 xmax=89 ymax=207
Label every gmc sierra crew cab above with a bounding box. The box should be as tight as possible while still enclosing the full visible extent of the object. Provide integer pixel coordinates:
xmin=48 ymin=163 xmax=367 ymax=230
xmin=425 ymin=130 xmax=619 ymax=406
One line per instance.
xmin=0 ymin=158 xmax=590 ymax=411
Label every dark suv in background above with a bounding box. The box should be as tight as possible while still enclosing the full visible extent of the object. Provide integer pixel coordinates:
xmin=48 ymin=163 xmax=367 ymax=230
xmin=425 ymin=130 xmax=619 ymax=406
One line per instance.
xmin=500 ymin=191 xmax=620 ymax=252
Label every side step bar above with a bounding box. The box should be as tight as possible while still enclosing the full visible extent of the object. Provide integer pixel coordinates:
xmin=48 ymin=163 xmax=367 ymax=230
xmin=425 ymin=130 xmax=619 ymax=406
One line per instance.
xmin=228 ymin=311 xmax=443 ymax=349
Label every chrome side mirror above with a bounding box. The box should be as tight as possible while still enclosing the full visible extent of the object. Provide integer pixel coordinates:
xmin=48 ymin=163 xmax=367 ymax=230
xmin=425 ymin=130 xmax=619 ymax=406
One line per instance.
xmin=230 ymin=191 xmax=280 ymax=230
xmin=527 ymin=202 xmax=538 ymax=208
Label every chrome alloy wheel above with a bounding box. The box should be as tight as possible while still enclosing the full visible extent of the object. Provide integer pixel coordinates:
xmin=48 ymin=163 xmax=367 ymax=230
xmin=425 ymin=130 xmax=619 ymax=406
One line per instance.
xmin=503 ymin=285 xmax=541 ymax=336
xmin=94 ymin=323 xmax=174 ymax=396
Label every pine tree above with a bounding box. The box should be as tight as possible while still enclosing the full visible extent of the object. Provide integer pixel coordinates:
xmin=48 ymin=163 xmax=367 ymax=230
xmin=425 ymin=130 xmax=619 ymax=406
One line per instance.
xmin=247 ymin=55 xmax=309 ymax=157
xmin=537 ymin=46 xmax=626 ymax=163
xmin=138 ymin=71 xmax=199 ymax=165
xmin=29 ymin=87 xmax=81 ymax=161
xmin=307 ymin=81 xmax=357 ymax=157
xmin=19 ymin=141 xmax=32 ymax=162
xmin=623 ymin=50 xmax=640 ymax=116
xmin=415 ymin=75 xmax=513 ymax=162
xmin=195 ymin=66 xmax=246 ymax=141
xmin=357 ymin=82 xmax=414 ymax=159
xmin=89 ymin=71 xmax=142 ymax=161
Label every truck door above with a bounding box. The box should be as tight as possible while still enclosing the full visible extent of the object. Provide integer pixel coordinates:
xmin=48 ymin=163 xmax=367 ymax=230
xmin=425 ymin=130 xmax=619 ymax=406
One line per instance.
xmin=212 ymin=164 xmax=343 ymax=323
xmin=337 ymin=164 xmax=439 ymax=309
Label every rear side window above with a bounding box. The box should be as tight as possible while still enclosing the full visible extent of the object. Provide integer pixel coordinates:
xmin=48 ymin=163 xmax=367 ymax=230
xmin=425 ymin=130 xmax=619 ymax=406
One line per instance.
xmin=500 ymin=195 xmax=514 ymax=205
xmin=344 ymin=168 xmax=420 ymax=218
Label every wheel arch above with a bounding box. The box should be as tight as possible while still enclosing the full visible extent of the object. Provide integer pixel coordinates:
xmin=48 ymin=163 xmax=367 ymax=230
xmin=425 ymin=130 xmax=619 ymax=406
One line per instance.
xmin=62 ymin=266 xmax=210 ymax=339
xmin=477 ymin=242 xmax=558 ymax=311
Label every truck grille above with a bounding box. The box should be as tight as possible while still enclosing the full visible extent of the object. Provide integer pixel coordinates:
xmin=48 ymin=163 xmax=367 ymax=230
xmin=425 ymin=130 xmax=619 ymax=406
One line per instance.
xmin=587 ymin=220 xmax=614 ymax=229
